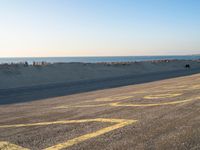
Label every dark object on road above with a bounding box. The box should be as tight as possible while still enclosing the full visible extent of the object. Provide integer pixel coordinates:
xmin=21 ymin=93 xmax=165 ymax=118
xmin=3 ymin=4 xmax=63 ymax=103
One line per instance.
xmin=24 ymin=61 xmax=29 ymax=67
xmin=185 ymin=64 xmax=190 ymax=69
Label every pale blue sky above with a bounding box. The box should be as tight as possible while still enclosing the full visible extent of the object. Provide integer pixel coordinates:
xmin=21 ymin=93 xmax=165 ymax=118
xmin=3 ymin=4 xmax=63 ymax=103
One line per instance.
xmin=0 ymin=0 xmax=200 ymax=57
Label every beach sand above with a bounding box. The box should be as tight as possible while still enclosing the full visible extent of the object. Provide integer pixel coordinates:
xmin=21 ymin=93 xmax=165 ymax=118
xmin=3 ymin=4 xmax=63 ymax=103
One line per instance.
xmin=0 ymin=60 xmax=200 ymax=89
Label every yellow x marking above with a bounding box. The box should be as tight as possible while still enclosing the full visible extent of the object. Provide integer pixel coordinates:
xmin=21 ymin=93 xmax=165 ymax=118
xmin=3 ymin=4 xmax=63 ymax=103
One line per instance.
xmin=0 ymin=118 xmax=137 ymax=150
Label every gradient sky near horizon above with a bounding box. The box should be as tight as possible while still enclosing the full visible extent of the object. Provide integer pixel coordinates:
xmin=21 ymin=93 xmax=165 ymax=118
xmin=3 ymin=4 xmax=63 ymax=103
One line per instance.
xmin=0 ymin=0 xmax=200 ymax=57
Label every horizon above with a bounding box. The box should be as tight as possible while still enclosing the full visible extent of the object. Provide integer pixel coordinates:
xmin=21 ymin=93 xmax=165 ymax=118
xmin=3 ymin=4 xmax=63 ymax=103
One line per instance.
xmin=0 ymin=53 xmax=200 ymax=58
xmin=0 ymin=0 xmax=200 ymax=57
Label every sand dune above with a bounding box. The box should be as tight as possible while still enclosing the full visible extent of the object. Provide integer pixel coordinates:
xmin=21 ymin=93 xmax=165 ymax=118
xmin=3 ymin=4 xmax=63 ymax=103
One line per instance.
xmin=0 ymin=60 xmax=199 ymax=89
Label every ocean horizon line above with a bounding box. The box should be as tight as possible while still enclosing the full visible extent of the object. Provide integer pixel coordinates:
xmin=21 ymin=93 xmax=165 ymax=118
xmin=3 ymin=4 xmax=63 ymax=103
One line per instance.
xmin=0 ymin=55 xmax=200 ymax=64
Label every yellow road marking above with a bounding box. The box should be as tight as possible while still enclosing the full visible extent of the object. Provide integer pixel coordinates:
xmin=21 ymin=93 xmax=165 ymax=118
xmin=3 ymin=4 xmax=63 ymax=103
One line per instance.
xmin=45 ymin=119 xmax=135 ymax=150
xmin=0 ymin=118 xmax=133 ymax=128
xmin=110 ymin=98 xmax=197 ymax=107
xmin=144 ymin=93 xmax=182 ymax=99
xmin=56 ymin=96 xmax=134 ymax=109
xmin=0 ymin=141 xmax=28 ymax=150
xmin=127 ymin=91 xmax=146 ymax=94
xmin=160 ymin=84 xmax=200 ymax=91
xmin=56 ymin=104 xmax=106 ymax=108
xmin=190 ymin=84 xmax=200 ymax=89
xmin=175 ymin=85 xmax=187 ymax=88
xmin=161 ymin=85 xmax=187 ymax=90
xmin=56 ymin=95 xmax=135 ymax=108
xmin=56 ymin=103 xmax=108 ymax=109
xmin=0 ymin=118 xmax=137 ymax=150
xmin=92 ymin=95 xmax=134 ymax=102
xmin=57 ymin=97 xmax=200 ymax=108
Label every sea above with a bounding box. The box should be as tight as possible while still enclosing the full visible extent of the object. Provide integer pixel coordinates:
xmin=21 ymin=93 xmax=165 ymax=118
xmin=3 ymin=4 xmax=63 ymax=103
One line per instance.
xmin=0 ymin=55 xmax=200 ymax=64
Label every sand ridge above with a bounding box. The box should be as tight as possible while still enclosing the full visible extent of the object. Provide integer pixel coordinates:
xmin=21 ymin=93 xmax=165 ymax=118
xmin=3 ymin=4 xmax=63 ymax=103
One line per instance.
xmin=1 ymin=60 xmax=200 ymax=89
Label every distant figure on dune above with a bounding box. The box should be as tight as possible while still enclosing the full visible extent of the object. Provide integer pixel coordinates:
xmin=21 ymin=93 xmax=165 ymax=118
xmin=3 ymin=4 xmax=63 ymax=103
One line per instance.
xmin=185 ymin=64 xmax=190 ymax=69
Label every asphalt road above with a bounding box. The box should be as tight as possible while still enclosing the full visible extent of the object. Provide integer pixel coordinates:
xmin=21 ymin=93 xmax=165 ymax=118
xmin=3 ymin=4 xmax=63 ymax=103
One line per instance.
xmin=0 ymin=68 xmax=200 ymax=105
xmin=0 ymin=73 xmax=200 ymax=150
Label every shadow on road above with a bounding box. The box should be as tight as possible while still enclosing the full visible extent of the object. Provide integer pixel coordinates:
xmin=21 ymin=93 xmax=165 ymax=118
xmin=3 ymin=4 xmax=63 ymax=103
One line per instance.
xmin=0 ymin=68 xmax=200 ymax=105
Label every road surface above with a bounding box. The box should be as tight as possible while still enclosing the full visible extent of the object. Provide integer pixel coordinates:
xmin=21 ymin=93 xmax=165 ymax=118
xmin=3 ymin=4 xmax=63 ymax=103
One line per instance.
xmin=0 ymin=68 xmax=200 ymax=105
xmin=0 ymin=73 xmax=200 ymax=149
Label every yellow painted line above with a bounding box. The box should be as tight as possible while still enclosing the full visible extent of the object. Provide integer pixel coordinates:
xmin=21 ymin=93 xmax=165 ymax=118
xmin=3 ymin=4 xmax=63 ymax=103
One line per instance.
xmin=110 ymin=98 xmax=197 ymax=107
xmin=56 ymin=103 xmax=108 ymax=109
xmin=128 ymin=91 xmax=146 ymax=95
xmin=56 ymin=95 xmax=134 ymax=109
xmin=161 ymin=85 xmax=187 ymax=89
xmin=175 ymin=85 xmax=187 ymax=88
xmin=58 ymin=97 xmax=200 ymax=108
xmin=153 ymin=84 xmax=200 ymax=92
xmin=55 ymin=104 xmax=106 ymax=109
xmin=92 ymin=95 xmax=134 ymax=102
xmin=0 ymin=118 xmax=137 ymax=150
xmin=190 ymin=84 xmax=200 ymax=89
xmin=144 ymin=93 xmax=182 ymax=99
xmin=57 ymin=90 xmax=186 ymax=109
xmin=0 ymin=118 xmax=133 ymax=128
xmin=45 ymin=119 xmax=136 ymax=150
xmin=0 ymin=141 xmax=29 ymax=150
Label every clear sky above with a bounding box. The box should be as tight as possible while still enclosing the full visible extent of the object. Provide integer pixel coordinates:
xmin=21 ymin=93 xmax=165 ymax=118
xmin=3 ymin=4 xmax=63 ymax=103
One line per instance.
xmin=0 ymin=0 xmax=200 ymax=57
